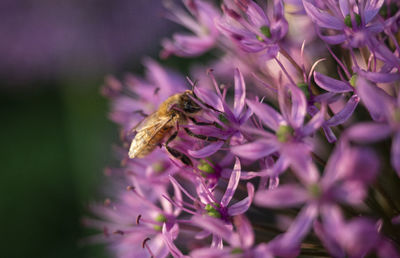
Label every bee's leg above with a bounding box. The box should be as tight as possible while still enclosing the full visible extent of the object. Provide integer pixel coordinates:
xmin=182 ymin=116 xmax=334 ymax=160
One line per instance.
xmin=184 ymin=128 xmax=223 ymax=142
xmin=165 ymin=131 xmax=193 ymax=166
xmin=189 ymin=117 xmax=219 ymax=127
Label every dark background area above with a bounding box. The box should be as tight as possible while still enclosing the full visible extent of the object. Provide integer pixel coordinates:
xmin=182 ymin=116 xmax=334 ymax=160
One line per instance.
xmin=0 ymin=1 xmax=178 ymax=257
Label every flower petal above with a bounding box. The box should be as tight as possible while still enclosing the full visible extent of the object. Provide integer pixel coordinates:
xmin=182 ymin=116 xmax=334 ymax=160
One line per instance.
xmin=314 ymin=71 xmax=353 ymax=93
xmin=228 ymin=183 xmax=255 ymax=216
xmin=231 ymin=139 xmax=279 ymax=160
xmin=188 ymin=141 xmax=224 ymax=158
xmin=356 ymin=77 xmax=395 ymax=121
xmin=325 ymin=94 xmax=360 ymax=127
xmin=391 ymin=132 xmax=400 ymax=177
xmin=254 ymin=184 xmax=308 ymax=208
xmin=287 ymin=83 xmax=307 ymax=128
xmin=234 ymin=214 xmax=254 ymax=248
xmin=346 ymin=122 xmax=392 ymax=143
xmin=302 ymin=0 xmax=345 ymax=29
xmin=246 ymin=99 xmax=284 ymax=131
xmin=281 ymin=203 xmax=318 ymax=244
xmin=221 ymin=157 xmax=241 ymax=207
xmin=233 ymin=68 xmax=246 ymax=118
xmin=191 ymin=216 xmax=239 ymax=246
xmin=301 ymin=103 xmax=326 ymax=136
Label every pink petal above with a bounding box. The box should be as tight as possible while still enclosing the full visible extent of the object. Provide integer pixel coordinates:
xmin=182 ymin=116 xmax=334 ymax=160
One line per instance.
xmin=346 ymin=122 xmax=392 ymax=143
xmin=231 ymin=139 xmax=279 ymax=160
xmin=228 ymin=183 xmax=255 ymax=216
xmin=325 ymin=94 xmax=359 ymax=127
xmin=254 ymin=184 xmax=309 ymax=208
xmin=314 ymin=71 xmax=353 ymax=93
xmin=233 ymin=68 xmax=246 ymax=118
xmin=221 ymin=157 xmax=241 ymax=207
xmin=188 ymin=141 xmax=224 ymax=158
xmin=302 ymin=0 xmax=345 ymax=30
xmin=246 ymin=99 xmax=284 ymax=131
xmin=391 ymin=132 xmax=400 ymax=177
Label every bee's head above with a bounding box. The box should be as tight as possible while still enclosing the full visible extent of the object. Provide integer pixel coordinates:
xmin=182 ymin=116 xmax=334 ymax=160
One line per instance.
xmin=180 ymin=90 xmax=201 ymax=114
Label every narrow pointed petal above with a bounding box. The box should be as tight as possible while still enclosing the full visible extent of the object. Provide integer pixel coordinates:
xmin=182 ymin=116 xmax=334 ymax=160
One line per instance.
xmin=301 ymin=103 xmax=326 ymax=136
xmin=191 ymin=216 xmax=239 ymax=246
xmin=255 ymin=184 xmax=308 ymax=208
xmin=302 ymin=0 xmax=345 ymax=30
xmin=318 ymin=32 xmax=347 ymax=45
xmin=364 ymin=0 xmax=384 ymax=23
xmin=287 ymin=83 xmax=307 ymax=128
xmin=233 ymin=68 xmax=246 ymax=118
xmin=391 ymin=132 xmax=400 ymax=177
xmin=357 ymin=77 xmax=395 ymax=121
xmin=282 ymin=145 xmax=320 ymax=184
xmin=346 ymin=122 xmax=392 ymax=143
xmin=339 ymin=0 xmax=349 ymax=16
xmin=325 ymin=95 xmax=360 ymax=127
xmin=281 ymin=203 xmax=318 ymax=244
xmin=188 ymin=141 xmax=224 ymax=158
xmin=231 ymin=139 xmax=279 ymax=160
xmin=194 ymin=87 xmax=224 ymax=112
xmin=221 ymin=158 xmax=241 ymax=207
xmin=314 ymin=72 xmax=353 ymax=93
xmin=162 ymin=224 xmax=187 ymax=258
xmin=234 ymin=215 xmax=254 ymax=248
xmin=228 ymin=183 xmax=255 ymax=216
xmin=356 ymin=68 xmax=400 ymax=83
xmin=246 ymin=99 xmax=284 ymax=131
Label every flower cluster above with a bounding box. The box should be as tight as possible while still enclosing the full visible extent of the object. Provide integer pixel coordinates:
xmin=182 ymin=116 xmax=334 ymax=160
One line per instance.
xmin=87 ymin=0 xmax=400 ymax=257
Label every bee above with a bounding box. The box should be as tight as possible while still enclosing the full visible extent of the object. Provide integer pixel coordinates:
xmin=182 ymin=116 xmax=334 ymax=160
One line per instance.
xmin=128 ymin=90 xmax=220 ymax=166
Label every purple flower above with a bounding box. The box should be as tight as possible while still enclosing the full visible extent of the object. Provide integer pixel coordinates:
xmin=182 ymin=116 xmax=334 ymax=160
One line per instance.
xmin=254 ymin=143 xmax=380 ymax=256
xmin=231 ymin=82 xmax=326 ymax=178
xmin=161 ymin=0 xmax=220 ymax=58
xmin=217 ymin=0 xmax=288 ymax=57
xmin=85 ymin=182 xmax=183 ymax=258
xmin=346 ymin=76 xmax=400 ymax=176
xmin=313 ymin=70 xmax=360 ymax=142
xmin=303 ymin=0 xmax=384 ymax=47
xmin=190 ymin=215 xmax=275 ymax=258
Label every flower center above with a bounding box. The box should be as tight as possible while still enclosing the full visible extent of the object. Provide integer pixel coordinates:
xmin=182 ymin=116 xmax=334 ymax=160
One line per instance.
xmin=393 ymin=108 xmax=400 ymax=123
xmin=153 ymin=214 xmax=167 ymax=231
xmin=308 ymin=183 xmax=322 ymax=198
xmin=257 ymin=25 xmax=271 ymax=41
xmin=205 ymin=203 xmax=221 ymax=218
xmin=349 ymin=74 xmax=357 ymax=87
xmin=276 ymin=125 xmax=294 ymax=142
xmin=197 ymin=159 xmax=215 ymax=176
xmin=297 ymin=82 xmax=310 ymax=99
xmin=231 ymin=248 xmax=243 ymax=254
xmin=152 ymin=161 xmax=164 ymax=173
xmin=344 ymin=14 xmax=361 ymax=28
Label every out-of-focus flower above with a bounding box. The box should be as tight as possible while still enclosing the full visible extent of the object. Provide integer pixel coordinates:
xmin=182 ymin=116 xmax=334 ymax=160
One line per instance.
xmin=161 ymin=0 xmax=220 ymax=58
xmin=217 ymin=0 xmax=288 ymax=58
xmin=255 ymin=143 xmax=380 ymax=256
xmin=346 ymin=77 xmax=400 ymax=176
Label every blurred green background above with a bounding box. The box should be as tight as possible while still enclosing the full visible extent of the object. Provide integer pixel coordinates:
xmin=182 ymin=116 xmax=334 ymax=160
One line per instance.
xmin=0 ymin=1 xmax=177 ymax=257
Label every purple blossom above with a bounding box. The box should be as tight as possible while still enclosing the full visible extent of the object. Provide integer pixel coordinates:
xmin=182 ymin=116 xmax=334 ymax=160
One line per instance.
xmin=231 ymin=82 xmax=326 ymax=178
xmin=88 ymin=0 xmax=400 ymax=256
xmin=254 ymin=143 xmax=381 ymax=256
xmin=161 ymin=0 xmax=220 ymax=58
xmin=217 ymin=0 xmax=288 ymax=57
xmin=346 ymin=76 xmax=400 ymax=176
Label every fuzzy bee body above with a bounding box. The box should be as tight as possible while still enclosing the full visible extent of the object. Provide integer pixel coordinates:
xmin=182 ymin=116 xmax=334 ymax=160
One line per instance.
xmin=128 ymin=90 xmax=201 ymax=159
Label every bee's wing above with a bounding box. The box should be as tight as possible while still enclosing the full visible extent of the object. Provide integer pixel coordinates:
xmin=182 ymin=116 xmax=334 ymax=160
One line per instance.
xmin=128 ymin=115 xmax=174 ymax=158
xmin=130 ymin=112 xmax=160 ymax=133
